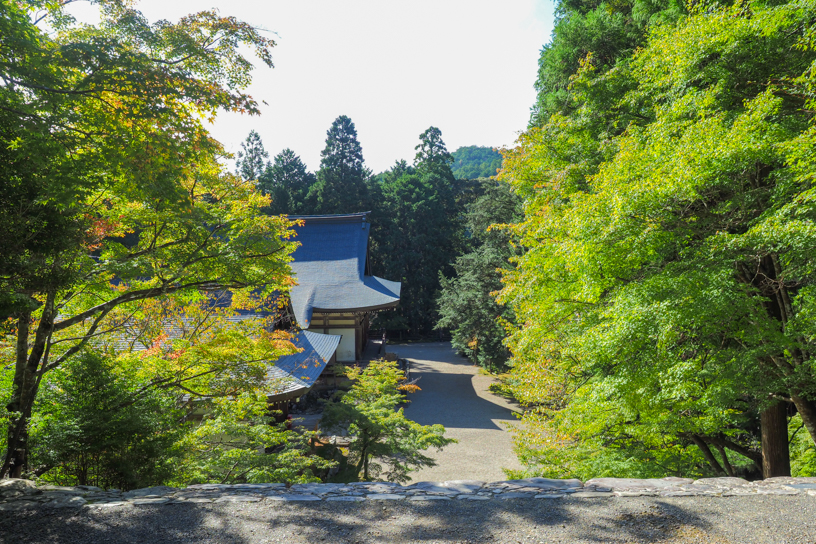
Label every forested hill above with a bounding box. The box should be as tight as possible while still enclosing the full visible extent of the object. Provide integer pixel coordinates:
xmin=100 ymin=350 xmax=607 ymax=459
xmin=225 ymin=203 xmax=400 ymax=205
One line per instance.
xmin=450 ymin=146 xmax=502 ymax=179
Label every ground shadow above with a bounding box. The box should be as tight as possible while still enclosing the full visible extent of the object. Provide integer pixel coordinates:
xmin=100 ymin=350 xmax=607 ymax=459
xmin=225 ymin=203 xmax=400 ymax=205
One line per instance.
xmin=0 ymin=501 xmax=238 ymax=544
xmin=391 ymin=343 xmax=519 ymax=431
xmin=4 ymin=495 xmax=802 ymax=544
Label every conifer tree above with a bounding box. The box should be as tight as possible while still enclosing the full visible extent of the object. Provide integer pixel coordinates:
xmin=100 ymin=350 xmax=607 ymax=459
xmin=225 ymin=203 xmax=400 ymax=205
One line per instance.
xmin=235 ymin=130 xmax=269 ymax=181
xmin=373 ymin=128 xmax=460 ymax=334
xmin=310 ymin=115 xmax=369 ymax=214
xmin=437 ymin=180 xmax=521 ymax=371
xmin=414 ymin=126 xmax=454 ymax=178
xmin=260 ymin=148 xmax=317 ymax=215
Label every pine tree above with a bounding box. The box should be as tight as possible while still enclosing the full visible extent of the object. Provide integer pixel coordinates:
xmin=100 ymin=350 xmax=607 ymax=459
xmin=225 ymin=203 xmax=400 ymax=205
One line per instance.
xmin=373 ymin=128 xmax=461 ymax=334
xmin=259 ymin=148 xmax=317 ymax=215
xmin=235 ymin=130 xmax=269 ymax=181
xmin=310 ymin=115 xmax=369 ymax=214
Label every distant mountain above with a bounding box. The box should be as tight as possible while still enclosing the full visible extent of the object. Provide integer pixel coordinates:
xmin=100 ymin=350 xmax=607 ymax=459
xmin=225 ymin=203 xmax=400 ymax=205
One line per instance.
xmin=450 ymin=146 xmax=502 ymax=180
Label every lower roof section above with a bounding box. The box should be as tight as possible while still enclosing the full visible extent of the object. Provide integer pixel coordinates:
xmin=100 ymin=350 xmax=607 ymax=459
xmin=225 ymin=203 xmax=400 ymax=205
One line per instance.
xmin=266 ymin=330 xmax=341 ymax=401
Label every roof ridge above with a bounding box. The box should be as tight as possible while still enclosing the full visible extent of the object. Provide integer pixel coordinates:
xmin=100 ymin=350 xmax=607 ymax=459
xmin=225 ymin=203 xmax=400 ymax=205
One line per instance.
xmin=288 ymin=212 xmax=371 ymax=222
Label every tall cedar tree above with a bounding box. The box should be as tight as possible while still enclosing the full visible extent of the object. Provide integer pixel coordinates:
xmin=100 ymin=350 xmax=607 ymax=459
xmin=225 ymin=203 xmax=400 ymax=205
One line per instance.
xmin=372 ymin=128 xmax=460 ymax=334
xmin=260 ymin=148 xmax=317 ymax=215
xmin=437 ymin=180 xmax=522 ymax=372
xmin=310 ymin=115 xmax=369 ymax=214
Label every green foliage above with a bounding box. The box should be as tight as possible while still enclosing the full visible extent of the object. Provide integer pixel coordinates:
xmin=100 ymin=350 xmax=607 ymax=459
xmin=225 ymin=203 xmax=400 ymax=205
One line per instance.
xmin=530 ymin=0 xmax=685 ymax=126
xmin=450 ymin=146 xmax=502 ymax=180
xmin=0 ymin=361 xmax=13 ymax=461
xmin=374 ymin=173 xmax=456 ymax=332
xmin=321 ymin=360 xmax=453 ymax=482
xmin=437 ymin=180 xmax=522 ymax=371
xmin=108 ymin=295 xmax=298 ymax=403
xmin=501 ymin=0 xmax=816 ymax=479
xmin=236 ymin=130 xmax=269 ymax=181
xmin=791 ymin=415 xmax=816 ymax=477
xmin=310 ymin=115 xmax=370 ymax=214
xmin=173 ymin=393 xmax=332 ymax=485
xmin=372 ymin=130 xmax=462 ymax=334
xmin=26 ymin=349 xmax=332 ymax=488
xmin=260 ymin=148 xmax=317 ymax=215
xmin=30 ymin=351 xmax=182 ymax=490
xmin=0 ymin=0 xmax=293 ymax=478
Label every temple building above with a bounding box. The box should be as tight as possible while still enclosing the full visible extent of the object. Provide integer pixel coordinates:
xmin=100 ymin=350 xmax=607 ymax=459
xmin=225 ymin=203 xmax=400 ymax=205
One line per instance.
xmin=112 ymin=213 xmax=398 ymax=414
xmin=266 ymin=212 xmax=401 ymax=403
xmin=287 ymin=212 xmax=401 ymax=363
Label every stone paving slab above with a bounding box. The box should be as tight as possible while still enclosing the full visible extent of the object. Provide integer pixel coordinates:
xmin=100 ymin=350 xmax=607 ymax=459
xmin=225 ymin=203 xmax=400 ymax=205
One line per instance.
xmin=2 ymin=476 xmax=816 ymax=509
xmin=130 ymin=498 xmax=170 ymax=505
xmin=266 ymin=494 xmax=321 ymax=501
xmin=498 ymin=492 xmax=537 ymax=500
xmin=213 ymin=495 xmax=262 ymax=503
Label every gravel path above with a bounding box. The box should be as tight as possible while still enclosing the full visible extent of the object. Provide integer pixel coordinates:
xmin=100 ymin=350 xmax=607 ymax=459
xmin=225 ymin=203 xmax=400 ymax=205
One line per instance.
xmin=3 ymin=496 xmax=815 ymax=543
xmin=388 ymin=342 xmax=524 ymax=482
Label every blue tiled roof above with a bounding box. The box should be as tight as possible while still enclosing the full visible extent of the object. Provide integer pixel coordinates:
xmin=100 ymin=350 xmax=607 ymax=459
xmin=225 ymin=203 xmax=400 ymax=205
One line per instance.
xmin=288 ymin=213 xmax=401 ymax=327
xmin=267 ymin=330 xmax=341 ymax=396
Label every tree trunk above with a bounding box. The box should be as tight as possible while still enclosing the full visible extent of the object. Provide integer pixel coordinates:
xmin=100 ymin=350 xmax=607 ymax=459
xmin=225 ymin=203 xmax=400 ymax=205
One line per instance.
xmin=715 ymin=444 xmax=735 ymax=477
xmin=2 ymin=313 xmax=33 ymax=478
xmin=3 ymin=376 xmax=38 ymax=478
xmin=791 ymin=394 xmax=816 ymax=447
xmin=690 ymin=435 xmax=725 ymax=475
xmin=761 ymin=402 xmax=791 ymax=478
xmin=2 ymin=298 xmax=53 ymax=478
xmin=355 ymin=433 xmax=370 ymax=481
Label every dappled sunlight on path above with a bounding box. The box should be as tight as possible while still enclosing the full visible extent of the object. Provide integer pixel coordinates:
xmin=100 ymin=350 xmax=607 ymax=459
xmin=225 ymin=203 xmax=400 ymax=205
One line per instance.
xmin=387 ymin=342 xmax=524 ymax=482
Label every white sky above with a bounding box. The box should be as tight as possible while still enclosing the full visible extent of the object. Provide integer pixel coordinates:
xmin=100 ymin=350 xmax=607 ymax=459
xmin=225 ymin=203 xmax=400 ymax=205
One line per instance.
xmin=68 ymin=1 xmax=554 ymax=173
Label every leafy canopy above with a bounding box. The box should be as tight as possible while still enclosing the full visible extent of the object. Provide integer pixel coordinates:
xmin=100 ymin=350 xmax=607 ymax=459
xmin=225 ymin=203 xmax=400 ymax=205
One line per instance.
xmin=321 ymin=360 xmax=453 ymax=483
xmin=500 ymin=0 xmax=816 ymax=479
xmin=450 ymin=146 xmax=502 ymax=180
xmin=0 ymin=0 xmax=293 ymax=478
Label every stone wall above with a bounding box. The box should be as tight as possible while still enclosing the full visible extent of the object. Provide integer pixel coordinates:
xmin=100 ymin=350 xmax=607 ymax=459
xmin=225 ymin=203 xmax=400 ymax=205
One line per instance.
xmin=2 ymin=476 xmax=816 ymax=510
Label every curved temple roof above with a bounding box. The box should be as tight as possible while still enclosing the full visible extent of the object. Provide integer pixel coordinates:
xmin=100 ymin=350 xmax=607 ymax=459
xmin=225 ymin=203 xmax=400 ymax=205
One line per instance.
xmin=267 ymin=330 xmax=341 ymax=398
xmin=288 ymin=212 xmax=401 ymax=327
